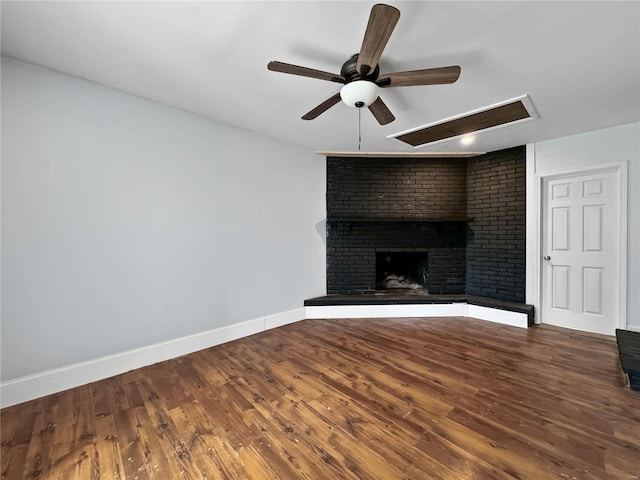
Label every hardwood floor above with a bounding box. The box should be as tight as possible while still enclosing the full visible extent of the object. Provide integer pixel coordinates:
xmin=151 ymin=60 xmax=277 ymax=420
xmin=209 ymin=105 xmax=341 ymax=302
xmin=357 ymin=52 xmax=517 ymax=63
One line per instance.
xmin=2 ymin=317 xmax=639 ymax=479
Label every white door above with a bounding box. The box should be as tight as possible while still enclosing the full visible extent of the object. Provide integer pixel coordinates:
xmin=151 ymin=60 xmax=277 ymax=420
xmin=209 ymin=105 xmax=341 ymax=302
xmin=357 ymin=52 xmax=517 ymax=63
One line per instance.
xmin=541 ymin=168 xmax=622 ymax=335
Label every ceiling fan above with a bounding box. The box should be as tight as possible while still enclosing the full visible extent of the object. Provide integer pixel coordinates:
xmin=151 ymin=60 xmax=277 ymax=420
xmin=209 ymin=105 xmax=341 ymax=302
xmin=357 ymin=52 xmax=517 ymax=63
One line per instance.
xmin=268 ymin=3 xmax=461 ymax=125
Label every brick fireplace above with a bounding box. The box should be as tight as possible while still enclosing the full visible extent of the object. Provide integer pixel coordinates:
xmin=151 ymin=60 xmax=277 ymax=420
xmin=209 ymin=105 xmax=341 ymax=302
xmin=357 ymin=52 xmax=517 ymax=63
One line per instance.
xmin=327 ymin=220 xmax=466 ymax=294
xmin=325 ymin=146 xmax=526 ymax=303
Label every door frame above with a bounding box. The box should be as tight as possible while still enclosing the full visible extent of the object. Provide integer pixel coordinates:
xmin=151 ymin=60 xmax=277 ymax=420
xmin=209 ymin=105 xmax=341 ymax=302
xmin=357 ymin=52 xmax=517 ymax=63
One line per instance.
xmin=533 ymin=160 xmax=627 ymax=330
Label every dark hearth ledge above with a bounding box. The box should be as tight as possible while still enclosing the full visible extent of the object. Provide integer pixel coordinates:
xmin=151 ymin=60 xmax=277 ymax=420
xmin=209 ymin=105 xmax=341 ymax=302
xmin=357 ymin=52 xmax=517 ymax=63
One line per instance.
xmin=304 ymin=293 xmax=467 ymax=306
xmin=304 ymin=293 xmax=534 ymax=327
xmin=465 ymin=295 xmax=533 ymax=319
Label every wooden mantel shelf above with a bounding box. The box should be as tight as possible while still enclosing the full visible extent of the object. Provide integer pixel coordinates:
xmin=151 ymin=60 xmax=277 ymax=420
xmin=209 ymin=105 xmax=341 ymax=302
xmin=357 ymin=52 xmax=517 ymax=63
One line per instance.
xmin=316 ymin=151 xmax=485 ymax=158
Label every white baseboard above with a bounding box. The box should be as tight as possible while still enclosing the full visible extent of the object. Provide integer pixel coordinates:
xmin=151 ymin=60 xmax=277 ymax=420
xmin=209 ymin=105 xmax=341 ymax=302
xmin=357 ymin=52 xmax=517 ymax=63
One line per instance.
xmin=265 ymin=308 xmax=305 ymax=330
xmin=0 ymin=307 xmax=305 ymax=408
xmin=306 ymin=303 xmax=529 ymax=329
xmin=305 ymin=303 xmax=468 ymax=319
xmin=467 ymin=304 xmax=529 ymax=328
xmin=625 ymin=324 xmax=640 ymax=333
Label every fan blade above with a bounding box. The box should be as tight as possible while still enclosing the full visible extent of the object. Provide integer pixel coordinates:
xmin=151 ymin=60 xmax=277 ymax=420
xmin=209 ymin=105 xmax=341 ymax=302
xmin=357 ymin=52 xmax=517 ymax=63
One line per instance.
xmin=268 ymin=61 xmax=345 ymax=84
xmin=377 ymin=66 xmax=461 ymax=87
xmin=368 ymin=97 xmax=395 ymax=125
xmin=356 ymin=4 xmax=400 ymax=76
xmin=302 ymin=93 xmax=342 ymax=120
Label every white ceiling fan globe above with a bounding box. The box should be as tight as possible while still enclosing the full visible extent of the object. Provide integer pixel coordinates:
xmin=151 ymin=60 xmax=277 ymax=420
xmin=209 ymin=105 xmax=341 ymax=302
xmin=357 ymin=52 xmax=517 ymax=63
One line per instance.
xmin=340 ymin=80 xmax=380 ymax=108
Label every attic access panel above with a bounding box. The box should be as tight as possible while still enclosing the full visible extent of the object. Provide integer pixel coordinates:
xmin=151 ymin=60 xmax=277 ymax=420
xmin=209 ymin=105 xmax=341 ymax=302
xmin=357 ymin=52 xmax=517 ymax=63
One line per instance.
xmin=389 ymin=95 xmax=538 ymax=148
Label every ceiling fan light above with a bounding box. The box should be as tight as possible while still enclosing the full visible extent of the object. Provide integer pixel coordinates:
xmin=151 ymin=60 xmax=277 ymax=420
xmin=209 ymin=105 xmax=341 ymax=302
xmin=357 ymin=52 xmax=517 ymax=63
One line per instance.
xmin=340 ymin=80 xmax=380 ymax=108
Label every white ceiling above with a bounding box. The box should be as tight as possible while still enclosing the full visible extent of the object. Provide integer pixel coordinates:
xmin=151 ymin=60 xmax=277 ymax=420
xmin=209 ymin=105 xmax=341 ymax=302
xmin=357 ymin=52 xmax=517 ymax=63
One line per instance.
xmin=2 ymin=1 xmax=639 ymax=154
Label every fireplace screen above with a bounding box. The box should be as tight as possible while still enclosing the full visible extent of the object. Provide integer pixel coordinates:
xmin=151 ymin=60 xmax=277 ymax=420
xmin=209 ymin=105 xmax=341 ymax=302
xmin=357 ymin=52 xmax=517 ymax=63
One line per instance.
xmin=376 ymin=252 xmax=429 ymax=292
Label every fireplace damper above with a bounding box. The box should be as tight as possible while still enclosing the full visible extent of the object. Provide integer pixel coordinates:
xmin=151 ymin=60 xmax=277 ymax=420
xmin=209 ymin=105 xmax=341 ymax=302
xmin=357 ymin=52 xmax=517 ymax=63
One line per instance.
xmin=376 ymin=252 xmax=429 ymax=292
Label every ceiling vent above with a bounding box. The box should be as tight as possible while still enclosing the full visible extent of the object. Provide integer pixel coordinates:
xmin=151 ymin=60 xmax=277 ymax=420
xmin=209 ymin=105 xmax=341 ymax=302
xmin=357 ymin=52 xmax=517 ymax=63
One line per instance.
xmin=389 ymin=95 xmax=538 ymax=148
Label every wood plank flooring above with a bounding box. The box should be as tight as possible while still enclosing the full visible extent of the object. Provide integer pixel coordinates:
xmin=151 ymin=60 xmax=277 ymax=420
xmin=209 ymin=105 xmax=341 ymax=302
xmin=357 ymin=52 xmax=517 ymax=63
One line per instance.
xmin=2 ymin=317 xmax=639 ymax=479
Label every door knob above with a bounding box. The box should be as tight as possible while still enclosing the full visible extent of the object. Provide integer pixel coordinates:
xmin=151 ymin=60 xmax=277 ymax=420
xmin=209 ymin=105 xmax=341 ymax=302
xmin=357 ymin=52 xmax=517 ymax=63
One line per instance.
xmin=543 ymin=255 xmax=551 ymax=261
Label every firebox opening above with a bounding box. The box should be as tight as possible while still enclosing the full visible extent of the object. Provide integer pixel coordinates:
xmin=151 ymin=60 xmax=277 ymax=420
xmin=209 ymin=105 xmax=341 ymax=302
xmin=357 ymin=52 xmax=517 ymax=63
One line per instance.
xmin=376 ymin=252 xmax=429 ymax=292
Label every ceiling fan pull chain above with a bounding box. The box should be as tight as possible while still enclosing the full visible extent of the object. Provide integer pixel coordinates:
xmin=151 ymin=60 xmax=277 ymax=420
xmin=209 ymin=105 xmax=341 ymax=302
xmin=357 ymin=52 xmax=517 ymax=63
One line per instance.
xmin=358 ymin=107 xmax=362 ymax=151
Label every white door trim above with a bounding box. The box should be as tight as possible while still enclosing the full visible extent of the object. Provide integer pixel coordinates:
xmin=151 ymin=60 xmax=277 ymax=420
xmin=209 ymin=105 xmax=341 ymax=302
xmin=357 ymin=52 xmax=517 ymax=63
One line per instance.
xmin=534 ymin=161 xmax=627 ymax=330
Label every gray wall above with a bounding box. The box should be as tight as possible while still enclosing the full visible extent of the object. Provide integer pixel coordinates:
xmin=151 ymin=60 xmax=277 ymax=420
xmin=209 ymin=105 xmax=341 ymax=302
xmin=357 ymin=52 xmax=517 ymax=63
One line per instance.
xmin=1 ymin=57 xmax=326 ymax=381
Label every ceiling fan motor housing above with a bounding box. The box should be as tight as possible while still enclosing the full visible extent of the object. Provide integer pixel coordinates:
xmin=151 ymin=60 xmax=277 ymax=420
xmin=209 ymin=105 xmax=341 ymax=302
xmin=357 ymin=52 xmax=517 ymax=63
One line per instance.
xmin=340 ymin=54 xmax=381 ymax=108
xmin=341 ymin=54 xmax=380 ymax=83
